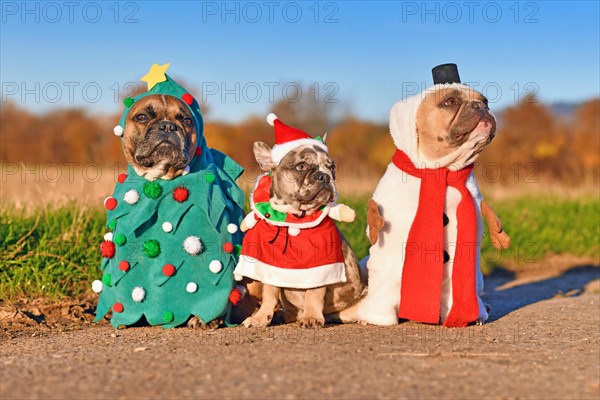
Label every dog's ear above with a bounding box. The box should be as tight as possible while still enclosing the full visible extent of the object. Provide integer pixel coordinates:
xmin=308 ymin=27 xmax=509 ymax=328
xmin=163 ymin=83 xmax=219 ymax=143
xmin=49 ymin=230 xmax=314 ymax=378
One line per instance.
xmin=253 ymin=141 xmax=275 ymax=171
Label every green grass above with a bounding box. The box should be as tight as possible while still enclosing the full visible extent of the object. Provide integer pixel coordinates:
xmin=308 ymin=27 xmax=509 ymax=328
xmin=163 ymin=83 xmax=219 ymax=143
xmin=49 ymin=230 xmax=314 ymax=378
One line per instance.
xmin=1 ymin=204 xmax=106 ymax=300
xmin=1 ymin=196 xmax=598 ymax=300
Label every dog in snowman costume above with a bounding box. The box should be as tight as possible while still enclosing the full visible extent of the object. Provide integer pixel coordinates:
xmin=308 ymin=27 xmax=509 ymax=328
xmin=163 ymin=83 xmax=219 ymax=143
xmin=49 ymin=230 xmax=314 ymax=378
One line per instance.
xmin=349 ymin=64 xmax=510 ymax=327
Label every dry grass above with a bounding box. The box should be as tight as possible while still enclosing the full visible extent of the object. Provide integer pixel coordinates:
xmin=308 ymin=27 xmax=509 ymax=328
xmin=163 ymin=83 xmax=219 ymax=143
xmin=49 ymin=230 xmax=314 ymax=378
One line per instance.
xmin=2 ymin=164 xmax=597 ymax=210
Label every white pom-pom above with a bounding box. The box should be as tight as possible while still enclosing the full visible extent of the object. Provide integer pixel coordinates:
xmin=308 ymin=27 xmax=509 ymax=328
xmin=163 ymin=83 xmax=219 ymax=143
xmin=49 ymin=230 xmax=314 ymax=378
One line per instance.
xmin=103 ymin=232 xmax=114 ymax=241
xmin=209 ymin=260 xmax=222 ymax=274
xmin=266 ymin=113 xmax=278 ymax=126
xmin=131 ymin=286 xmax=146 ymax=302
xmin=113 ymin=125 xmax=124 ymax=137
xmin=186 ymin=282 xmax=198 ymax=293
xmin=288 ymin=227 xmax=301 ymax=236
xmin=123 ymin=189 xmax=140 ymax=205
xmin=234 ymin=273 xmax=243 ymax=281
xmin=183 ymin=236 xmax=203 ymax=255
xmin=162 ymin=221 xmax=173 ymax=233
xmin=92 ymin=280 xmax=103 ymax=293
xmin=227 ymin=223 xmax=239 ymax=234
xmin=182 ymin=165 xmax=190 ymax=176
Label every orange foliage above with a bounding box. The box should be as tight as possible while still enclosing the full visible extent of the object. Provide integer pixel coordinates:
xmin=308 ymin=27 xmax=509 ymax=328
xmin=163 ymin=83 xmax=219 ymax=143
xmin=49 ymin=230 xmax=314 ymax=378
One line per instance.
xmin=1 ymin=95 xmax=598 ymax=186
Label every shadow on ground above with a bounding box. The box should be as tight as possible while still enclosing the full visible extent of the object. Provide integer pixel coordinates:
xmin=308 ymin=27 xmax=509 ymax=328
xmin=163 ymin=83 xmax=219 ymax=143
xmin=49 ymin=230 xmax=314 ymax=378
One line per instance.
xmin=484 ymin=263 xmax=600 ymax=322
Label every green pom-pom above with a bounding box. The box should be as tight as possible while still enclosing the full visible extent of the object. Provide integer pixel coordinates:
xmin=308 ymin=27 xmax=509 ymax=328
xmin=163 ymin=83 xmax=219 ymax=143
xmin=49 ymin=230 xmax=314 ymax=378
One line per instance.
xmin=205 ymin=173 xmax=215 ymax=184
xmin=235 ymin=244 xmax=242 ymax=256
xmin=114 ymin=233 xmax=127 ymax=246
xmin=107 ymin=220 xmax=116 ymax=230
xmin=143 ymin=239 xmax=161 ymax=258
xmin=163 ymin=311 xmax=174 ymax=322
xmin=123 ymin=97 xmax=134 ymax=107
xmin=102 ymin=274 xmax=111 ymax=286
xmin=143 ymin=181 xmax=163 ymax=199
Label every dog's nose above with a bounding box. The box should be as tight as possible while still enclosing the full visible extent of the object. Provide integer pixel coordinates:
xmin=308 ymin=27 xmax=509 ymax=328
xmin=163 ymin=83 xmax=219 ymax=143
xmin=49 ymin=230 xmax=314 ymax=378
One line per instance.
xmin=158 ymin=121 xmax=178 ymax=132
xmin=313 ymin=171 xmax=330 ymax=183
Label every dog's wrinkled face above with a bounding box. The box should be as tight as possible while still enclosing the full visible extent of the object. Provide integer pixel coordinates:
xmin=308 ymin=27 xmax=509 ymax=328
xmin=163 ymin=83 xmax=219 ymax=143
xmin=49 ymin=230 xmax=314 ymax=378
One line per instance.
xmin=123 ymin=95 xmax=198 ymax=180
xmin=253 ymin=141 xmax=336 ymax=216
xmin=416 ymin=87 xmax=496 ymax=163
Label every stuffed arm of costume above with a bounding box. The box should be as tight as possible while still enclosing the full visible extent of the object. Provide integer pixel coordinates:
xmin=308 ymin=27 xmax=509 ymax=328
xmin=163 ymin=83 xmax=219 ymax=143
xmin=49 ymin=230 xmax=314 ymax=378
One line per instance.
xmin=466 ymin=172 xmax=510 ymax=250
xmin=240 ymin=211 xmax=258 ymax=232
xmin=366 ymin=198 xmax=384 ymax=245
xmin=329 ymin=203 xmax=356 ymax=223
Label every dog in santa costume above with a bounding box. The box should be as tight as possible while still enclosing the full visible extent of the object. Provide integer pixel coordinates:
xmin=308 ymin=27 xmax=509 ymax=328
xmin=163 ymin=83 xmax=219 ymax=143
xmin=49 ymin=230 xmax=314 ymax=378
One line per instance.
xmin=345 ymin=64 xmax=510 ymax=327
xmin=234 ymin=114 xmax=365 ymax=328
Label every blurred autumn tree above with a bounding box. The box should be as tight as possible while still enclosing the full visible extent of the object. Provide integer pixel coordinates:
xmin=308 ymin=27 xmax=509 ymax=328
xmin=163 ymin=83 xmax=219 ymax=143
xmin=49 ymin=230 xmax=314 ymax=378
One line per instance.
xmin=2 ymin=92 xmax=598 ymax=186
xmin=477 ymin=95 xmax=599 ymax=185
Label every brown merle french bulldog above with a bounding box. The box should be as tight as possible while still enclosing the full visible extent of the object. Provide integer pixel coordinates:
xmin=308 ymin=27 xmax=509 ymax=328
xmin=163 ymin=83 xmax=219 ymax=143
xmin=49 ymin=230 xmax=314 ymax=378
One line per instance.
xmin=233 ymin=141 xmax=366 ymax=328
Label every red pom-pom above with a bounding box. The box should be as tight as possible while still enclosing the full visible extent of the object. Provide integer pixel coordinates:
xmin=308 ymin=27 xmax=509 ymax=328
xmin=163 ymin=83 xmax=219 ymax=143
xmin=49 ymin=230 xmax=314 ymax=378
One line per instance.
xmin=182 ymin=93 xmax=194 ymax=106
xmin=104 ymin=197 xmax=117 ymax=210
xmin=118 ymin=173 xmax=127 ymax=184
xmin=229 ymin=288 xmax=242 ymax=305
xmin=173 ymin=187 xmax=189 ymax=203
xmin=162 ymin=264 xmax=176 ymax=277
xmin=118 ymin=260 xmax=130 ymax=272
xmin=101 ymin=241 xmax=115 ymax=258
xmin=195 ymin=146 xmax=202 ymax=156
xmin=113 ymin=302 xmax=124 ymax=313
xmin=223 ymin=242 xmax=234 ymax=253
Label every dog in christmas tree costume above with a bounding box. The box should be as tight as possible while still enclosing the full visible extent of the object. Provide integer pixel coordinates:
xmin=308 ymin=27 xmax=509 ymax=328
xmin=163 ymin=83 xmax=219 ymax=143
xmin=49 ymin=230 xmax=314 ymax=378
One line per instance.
xmin=93 ymin=64 xmax=245 ymax=328
xmin=341 ymin=64 xmax=511 ymax=327
xmin=233 ymin=114 xmax=365 ymax=328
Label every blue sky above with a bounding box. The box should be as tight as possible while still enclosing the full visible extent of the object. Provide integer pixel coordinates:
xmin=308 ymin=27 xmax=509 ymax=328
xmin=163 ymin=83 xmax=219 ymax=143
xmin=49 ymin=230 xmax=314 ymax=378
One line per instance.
xmin=1 ymin=0 xmax=599 ymax=123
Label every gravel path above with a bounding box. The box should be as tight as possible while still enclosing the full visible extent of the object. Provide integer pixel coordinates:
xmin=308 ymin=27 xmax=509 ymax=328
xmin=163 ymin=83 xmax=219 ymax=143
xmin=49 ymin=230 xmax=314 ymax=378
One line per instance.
xmin=1 ymin=263 xmax=598 ymax=399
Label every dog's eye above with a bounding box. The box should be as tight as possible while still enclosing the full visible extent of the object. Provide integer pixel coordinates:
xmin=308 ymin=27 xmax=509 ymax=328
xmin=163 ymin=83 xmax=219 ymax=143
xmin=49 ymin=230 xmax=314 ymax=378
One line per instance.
xmin=135 ymin=113 xmax=149 ymax=122
xmin=295 ymin=163 xmax=308 ymax=172
xmin=444 ymin=97 xmax=460 ymax=107
xmin=183 ymin=117 xmax=193 ymax=126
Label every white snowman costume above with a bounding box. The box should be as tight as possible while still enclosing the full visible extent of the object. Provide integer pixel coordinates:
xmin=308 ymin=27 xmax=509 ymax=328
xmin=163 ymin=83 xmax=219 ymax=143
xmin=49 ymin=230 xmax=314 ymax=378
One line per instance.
xmin=357 ymin=83 xmax=492 ymax=327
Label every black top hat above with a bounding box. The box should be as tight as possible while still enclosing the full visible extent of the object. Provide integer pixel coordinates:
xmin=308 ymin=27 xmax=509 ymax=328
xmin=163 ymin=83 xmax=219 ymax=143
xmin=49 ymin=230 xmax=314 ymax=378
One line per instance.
xmin=432 ymin=63 xmax=461 ymax=85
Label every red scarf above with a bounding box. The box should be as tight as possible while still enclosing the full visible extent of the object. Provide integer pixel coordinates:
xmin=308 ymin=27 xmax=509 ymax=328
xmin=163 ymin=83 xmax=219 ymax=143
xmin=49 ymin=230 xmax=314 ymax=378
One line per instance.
xmin=392 ymin=150 xmax=479 ymax=327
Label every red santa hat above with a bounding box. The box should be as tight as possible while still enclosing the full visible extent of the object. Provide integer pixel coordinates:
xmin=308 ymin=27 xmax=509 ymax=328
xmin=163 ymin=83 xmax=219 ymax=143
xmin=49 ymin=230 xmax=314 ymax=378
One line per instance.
xmin=266 ymin=113 xmax=328 ymax=163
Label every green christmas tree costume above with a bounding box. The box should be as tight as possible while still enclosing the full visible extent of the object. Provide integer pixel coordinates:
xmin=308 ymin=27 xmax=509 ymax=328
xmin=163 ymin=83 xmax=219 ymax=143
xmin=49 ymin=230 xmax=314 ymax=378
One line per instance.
xmin=93 ymin=65 xmax=245 ymax=328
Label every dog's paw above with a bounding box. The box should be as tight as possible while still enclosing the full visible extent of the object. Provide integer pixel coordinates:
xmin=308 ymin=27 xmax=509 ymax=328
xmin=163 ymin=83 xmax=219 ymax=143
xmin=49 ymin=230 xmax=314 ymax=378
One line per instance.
xmin=242 ymin=314 xmax=272 ymax=328
xmin=187 ymin=316 xmax=220 ymax=330
xmin=298 ymin=316 xmax=325 ymax=329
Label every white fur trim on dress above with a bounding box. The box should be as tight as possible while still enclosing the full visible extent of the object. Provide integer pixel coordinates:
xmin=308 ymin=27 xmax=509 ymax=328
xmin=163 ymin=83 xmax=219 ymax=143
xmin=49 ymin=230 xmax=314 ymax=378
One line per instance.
xmin=234 ymin=256 xmax=346 ymax=289
xmin=271 ymin=139 xmax=328 ymax=163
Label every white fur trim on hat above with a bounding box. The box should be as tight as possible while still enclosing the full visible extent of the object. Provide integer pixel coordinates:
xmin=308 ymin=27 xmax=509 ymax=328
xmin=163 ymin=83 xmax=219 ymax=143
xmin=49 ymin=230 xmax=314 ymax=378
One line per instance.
xmin=271 ymin=138 xmax=328 ymax=163
xmin=266 ymin=113 xmax=278 ymax=126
